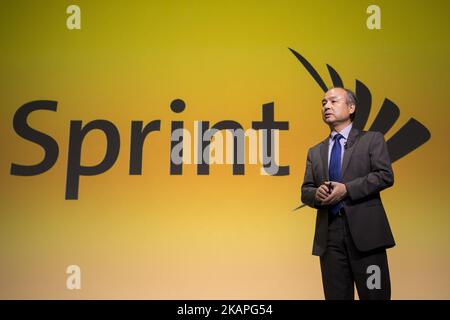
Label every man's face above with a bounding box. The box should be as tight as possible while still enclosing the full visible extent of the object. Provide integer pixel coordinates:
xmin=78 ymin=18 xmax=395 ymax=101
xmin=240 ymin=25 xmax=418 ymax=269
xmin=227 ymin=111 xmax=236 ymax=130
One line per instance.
xmin=321 ymin=88 xmax=355 ymax=125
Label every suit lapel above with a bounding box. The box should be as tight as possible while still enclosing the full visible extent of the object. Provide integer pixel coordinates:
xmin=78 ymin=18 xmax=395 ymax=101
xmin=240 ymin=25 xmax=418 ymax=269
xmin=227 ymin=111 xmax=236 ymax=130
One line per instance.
xmin=319 ymin=137 xmax=329 ymax=181
xmin=341 ymin=127 xmax=361 ymax=178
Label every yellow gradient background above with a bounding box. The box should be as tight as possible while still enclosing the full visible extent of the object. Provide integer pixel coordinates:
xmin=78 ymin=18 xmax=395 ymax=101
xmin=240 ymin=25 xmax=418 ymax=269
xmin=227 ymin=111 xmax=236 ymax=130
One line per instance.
xmin=0 ymin=0 xmax=449 ymax=299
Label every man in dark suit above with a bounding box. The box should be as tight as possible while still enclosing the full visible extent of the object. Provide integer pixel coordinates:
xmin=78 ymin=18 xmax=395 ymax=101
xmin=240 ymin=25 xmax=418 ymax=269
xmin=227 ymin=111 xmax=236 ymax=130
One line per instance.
xmin=301 ymin=87 xmax=395 ymax=300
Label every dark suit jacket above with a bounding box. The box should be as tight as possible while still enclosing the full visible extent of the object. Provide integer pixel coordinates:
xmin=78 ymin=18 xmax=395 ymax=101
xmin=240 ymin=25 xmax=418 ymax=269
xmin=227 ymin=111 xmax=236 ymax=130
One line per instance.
xmin=301 ymin=126 xmax=396 ymax=256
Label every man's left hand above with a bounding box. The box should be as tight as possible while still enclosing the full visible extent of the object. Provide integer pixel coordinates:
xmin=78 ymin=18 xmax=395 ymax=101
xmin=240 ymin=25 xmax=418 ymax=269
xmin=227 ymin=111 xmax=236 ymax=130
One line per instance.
xmin=321 ymin=181 xmax=348 ymax=206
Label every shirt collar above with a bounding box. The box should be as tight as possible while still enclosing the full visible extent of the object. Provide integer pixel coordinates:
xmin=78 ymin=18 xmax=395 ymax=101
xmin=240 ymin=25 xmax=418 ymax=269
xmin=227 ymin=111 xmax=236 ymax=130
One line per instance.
xmin=330 ymin=122 xmax=353 ymax=141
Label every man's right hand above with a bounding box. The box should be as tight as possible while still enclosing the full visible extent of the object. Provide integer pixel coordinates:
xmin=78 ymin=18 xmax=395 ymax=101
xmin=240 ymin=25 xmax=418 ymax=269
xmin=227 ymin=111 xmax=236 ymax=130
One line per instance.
xmin=315 ymin=183 xmax=331 ymax=204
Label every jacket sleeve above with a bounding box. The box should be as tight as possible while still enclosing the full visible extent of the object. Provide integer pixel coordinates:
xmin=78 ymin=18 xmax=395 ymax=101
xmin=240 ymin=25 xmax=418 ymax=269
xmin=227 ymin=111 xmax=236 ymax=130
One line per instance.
xmin=344 ymin=132 xmax=394 ymax=202
xmin=301 ymin=148 xmax=324 ymax=209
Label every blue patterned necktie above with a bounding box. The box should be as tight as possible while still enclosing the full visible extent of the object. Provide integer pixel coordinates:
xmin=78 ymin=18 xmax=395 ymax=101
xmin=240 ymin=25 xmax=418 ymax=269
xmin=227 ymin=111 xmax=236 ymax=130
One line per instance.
xmin=329 ymin=133 xmax=344 ymax=215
